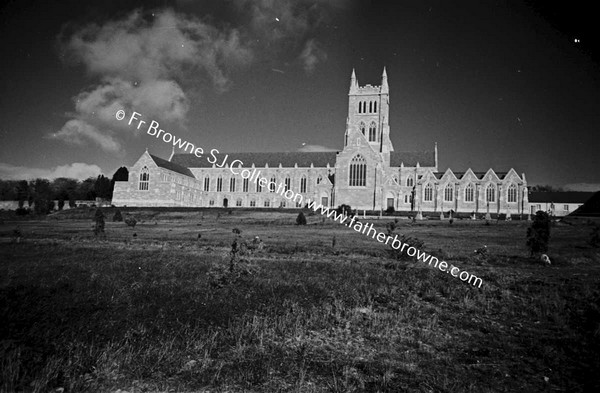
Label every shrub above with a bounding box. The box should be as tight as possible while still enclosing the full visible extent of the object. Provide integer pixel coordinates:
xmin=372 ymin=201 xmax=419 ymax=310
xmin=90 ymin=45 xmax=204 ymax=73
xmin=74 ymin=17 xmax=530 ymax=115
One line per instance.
xmin=208 ymin=234 xmax=257 ymax=289
xmin=389 ymin=234 xmax=425 ymax=261
xmin=232 ymin=228 xmax=242 ymax=235
xmin=15 ymin=207 xmax=29 ymax=216
xmin=93 ymin=208 xmax=105 ymax=236
xmin=296 ymin=212 xmax=307 ymax=225
xmin=385 ymin=206 xmax=395 ymax=214
xmin=58 ymin=199 xmax=65 ymax=211
xmin=386 ymin=220 xmax=397 ymax=236
xmin=526 ymin=211 xmax=551 ymax=256
xmin=336 ymin=204 xmax=353 ymax=217
xmin=589 ymin=225 xmax=600 ymax=248
xmin=113 ymin=209 xmax=123 ymax=222
xmin=125 ymin=216 xmax=137 ymax=228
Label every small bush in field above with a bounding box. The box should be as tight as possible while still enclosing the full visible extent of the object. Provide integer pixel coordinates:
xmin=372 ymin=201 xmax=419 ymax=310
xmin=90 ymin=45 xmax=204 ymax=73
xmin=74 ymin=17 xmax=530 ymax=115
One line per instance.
xmin=526 ymin=211 xmax=551 ymax=256
xmin=13 ymin=227 xmax=22 ymax=243
xmin=125 ymin=216 xmax=137 ymax=228
xmin=296 ymin=212 xmax=307 ymax=225
xmin=389 ymin=234 xmax=425 ymax=261
xmin=232 ymin=228 xmax=242 ymax=235
xmin=208 ymin=234 xmax=258 ymax=289
xmin=93 ymin=208 xmax=105 ymax=236
xmin=113 ymin=209 xmax=123 ymax=222
xmin=589 ymin=225 xmax=600 ymax=248
xmin=15 ymin=207 xmax=29 ymax=216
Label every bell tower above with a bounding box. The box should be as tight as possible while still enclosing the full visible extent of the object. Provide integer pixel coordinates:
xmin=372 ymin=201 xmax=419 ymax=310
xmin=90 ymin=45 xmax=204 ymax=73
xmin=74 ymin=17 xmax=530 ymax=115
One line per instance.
xmin=345 ymin=67 xmax=394 ymax=156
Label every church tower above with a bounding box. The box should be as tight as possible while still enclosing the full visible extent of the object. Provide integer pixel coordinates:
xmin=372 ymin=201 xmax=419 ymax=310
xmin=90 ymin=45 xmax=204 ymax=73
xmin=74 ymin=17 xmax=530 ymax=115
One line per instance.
xmin=337 ymin=68 xmax=395 ymax=210
xmin=345 ymin=67 xmax=394 ymax=157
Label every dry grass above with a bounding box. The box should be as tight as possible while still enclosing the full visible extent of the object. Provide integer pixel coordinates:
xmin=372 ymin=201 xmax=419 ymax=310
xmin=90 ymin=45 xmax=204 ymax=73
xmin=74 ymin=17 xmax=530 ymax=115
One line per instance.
xmin=0 ymin=208 xmax=599 ymax=392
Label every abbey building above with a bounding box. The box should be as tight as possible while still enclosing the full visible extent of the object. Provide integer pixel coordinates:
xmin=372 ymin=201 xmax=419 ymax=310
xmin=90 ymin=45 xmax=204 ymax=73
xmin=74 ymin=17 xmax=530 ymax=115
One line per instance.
xmin=112 ymin=68 xmax=529 ymax=215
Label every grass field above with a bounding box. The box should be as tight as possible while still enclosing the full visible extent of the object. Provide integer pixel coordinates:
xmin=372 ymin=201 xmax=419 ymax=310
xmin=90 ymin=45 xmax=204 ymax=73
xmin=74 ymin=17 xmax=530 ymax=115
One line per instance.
xmin=1 ymin=208 xmax=599 ymax=392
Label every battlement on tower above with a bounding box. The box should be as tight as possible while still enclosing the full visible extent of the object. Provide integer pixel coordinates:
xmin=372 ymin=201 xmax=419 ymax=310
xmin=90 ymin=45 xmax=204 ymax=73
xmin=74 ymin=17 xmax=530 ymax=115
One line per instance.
xmin=355 ymin=84 xmax=382 ymax=94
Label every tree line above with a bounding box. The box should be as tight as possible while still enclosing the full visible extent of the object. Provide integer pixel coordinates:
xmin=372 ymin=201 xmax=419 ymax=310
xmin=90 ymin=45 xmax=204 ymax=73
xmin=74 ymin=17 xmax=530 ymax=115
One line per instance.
xmin=0 ymin=167 xmax=128 ymax=214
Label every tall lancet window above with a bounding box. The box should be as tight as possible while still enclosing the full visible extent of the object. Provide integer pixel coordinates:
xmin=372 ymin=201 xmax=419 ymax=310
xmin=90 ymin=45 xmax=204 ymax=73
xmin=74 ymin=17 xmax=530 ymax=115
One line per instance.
xmin=359 ymin=122 xmax=366 ymax=136
xmin=465 ymin=183 xmax=474 ymax=202
xmin=424 ymin=184 xmax=433 ymax=201
xmin=139 ymin=166 xmax=149 ymax=190
xmin=486 ymin=184 xmax=496 ymax=203
xmin=444 ymin=184 xmax=454 ymax=202
xmin=369 ymin=122 xmax=377 ymax=142
xmin=507 ymin=184 xmax=517 ymax=203
xmin=349 ymin=155 xmax=367 ymax=187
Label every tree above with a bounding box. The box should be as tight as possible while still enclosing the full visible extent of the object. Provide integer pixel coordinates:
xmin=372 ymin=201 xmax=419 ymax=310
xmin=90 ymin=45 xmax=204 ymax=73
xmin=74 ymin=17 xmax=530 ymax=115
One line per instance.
xmin=0 ymin=180 xmax=18 ymax=201
xmin=94 ymin=175 xmax=112 ymax=200
xmin=113 ymin=209 xmax=123 ymax=222
xmin=529 ymin=184 xmax=564 ymax=192
xmin=31 ymin=179 xmax=54 ymax=214
xmin=78 ymin=177 xmax=97 ymax=200
xmin=296 ymin=211 xmax=307 ymax=225
xmin=94 ymin=208 xmax=105 ymax=236
xmin=526 ymin=211 xmax=551 ymax=256
xmin=16 ymin=180 xmax=29 ymax=208
xmin=52 ymin=177 xmax=78 ymax=209
xmin=110 ymin=166 xmax=129 ymax=200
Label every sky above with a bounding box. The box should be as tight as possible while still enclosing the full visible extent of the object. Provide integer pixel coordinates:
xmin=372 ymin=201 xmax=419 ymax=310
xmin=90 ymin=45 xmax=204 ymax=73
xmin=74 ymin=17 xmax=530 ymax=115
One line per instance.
xmin=0 ymin=0 xmax=599 ymax=190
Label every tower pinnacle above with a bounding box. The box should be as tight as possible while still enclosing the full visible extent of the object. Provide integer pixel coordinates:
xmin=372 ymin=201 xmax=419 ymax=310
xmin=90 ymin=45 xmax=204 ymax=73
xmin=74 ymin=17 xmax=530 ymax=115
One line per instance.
xmin=381 ymin=67 xmax=389 ymax=94
xmin=349 ymin=68 xmax=358 ymax=94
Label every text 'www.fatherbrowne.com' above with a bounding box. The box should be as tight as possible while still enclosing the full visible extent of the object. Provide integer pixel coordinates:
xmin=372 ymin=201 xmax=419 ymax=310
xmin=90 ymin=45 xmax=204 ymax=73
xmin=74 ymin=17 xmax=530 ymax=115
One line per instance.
xmin=116 ymin=109 xmax=483 ymax=288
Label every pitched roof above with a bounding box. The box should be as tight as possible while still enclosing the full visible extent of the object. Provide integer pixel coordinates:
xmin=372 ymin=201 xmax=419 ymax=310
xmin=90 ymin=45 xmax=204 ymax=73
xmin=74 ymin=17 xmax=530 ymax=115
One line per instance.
xmin=569 ymin=191 xmax=600 ymax=217
xmin=171 ymin=152 xmax=338 ymax=168
xmin=528 ymin=191 xmax=595 ymax=204
xmin=150 ymin=154 xmax=195 ymax=178
xmin=169 ymin=150 xmax=436 ymax=169
xmin=390 ymin=151 xmax=435 ymax=167
xmin=439 ymin=171 xmax=509 ymax=180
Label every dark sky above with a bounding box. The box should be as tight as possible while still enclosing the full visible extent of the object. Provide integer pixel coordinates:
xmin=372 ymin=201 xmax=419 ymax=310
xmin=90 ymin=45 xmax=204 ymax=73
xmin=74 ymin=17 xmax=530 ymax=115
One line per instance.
xmin=0 ymin=0 xmax=598 ymax=190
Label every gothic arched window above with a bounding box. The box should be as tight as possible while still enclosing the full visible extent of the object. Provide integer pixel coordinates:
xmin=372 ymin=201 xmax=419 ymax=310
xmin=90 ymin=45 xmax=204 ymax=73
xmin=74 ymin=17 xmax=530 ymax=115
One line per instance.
xmin=465 ymin=183 xmax=474 ymax=202
xmin=285 ymin=177 xmax=291 ymax=191
xmin=139 ymin=166 xmax=149 ymax=190
xmin=374 ymin=101 xmax=377 ymax=113
xmin=369 ymin=122 xmax=377 ymax=142
xmin=486 ymin=184 xmax=496 ymax=203
xmin=269 ymin=177 xmax=276 ymax=192
xmin=444 ymin=184 xmax=453 ymax=202
xmin=204 ymin=176 xmax=210 ymax=191
xmin=300 ymin=176 xmax=307 ymax=193
xmin=424 ymin=183 xmax=433 ymax=202
xmin=359 ymin=122 xmax=366 ymax=136
xmin=369 ymin=101 xmax=373 ymax=113
xmin=349 ymin=155 xmax=367 ymax=187
xmin=406 ymin=176 xmax=414 ymax=187
xmin=216 ymin=176 xmax=223 ymax=192
xmin=229 ymin=177 xmax=236 ymax=192
xmin=507 ymin=184 xmax=517 ymax=203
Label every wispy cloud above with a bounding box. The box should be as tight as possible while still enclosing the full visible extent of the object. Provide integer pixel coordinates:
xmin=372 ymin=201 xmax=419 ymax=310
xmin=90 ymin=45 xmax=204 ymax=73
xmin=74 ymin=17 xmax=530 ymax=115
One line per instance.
xmin=564 ymin=183 xmax=600 ymax=192
xmin=298 ymin=144 xmax=337 ymax=152
xmin=299 ymin=39 xmax=327 ymax=73
xmin=0 ymin=162 xmax=103 ymax=180
xmin=54 ymin=8 xmax=253 ymax=152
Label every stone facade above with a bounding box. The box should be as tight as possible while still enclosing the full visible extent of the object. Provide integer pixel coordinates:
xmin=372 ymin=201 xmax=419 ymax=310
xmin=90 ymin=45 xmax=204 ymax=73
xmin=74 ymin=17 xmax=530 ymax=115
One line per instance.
xmin=112 ymin=68 xmax=528 ymax=215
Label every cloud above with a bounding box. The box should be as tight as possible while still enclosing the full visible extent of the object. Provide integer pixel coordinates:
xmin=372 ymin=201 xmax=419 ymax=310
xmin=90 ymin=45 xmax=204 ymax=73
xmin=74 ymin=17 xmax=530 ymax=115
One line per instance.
xmin=298 ymin=144 xmax=337 ymax=152
xmin=298 ymin=39 xmax=327 ymax=73
xmin=49 ymin=119 xmax=121 ymax=152
xmin=563 ymin=183 xmax=600 ymax=192
xmin=0 ymin=162 xmax=103 ymax=180
xmin=55 ymin=8 xmax=253 ymax=152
